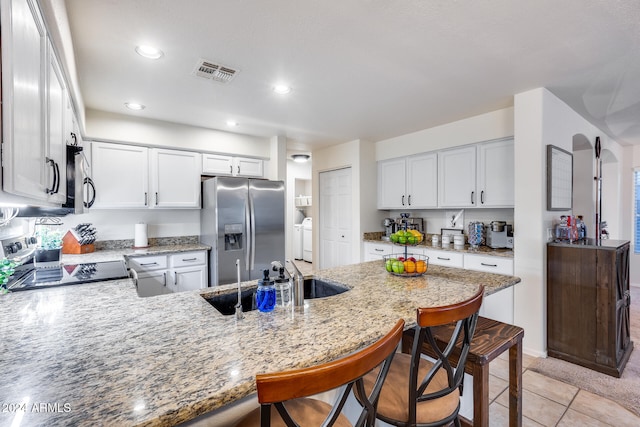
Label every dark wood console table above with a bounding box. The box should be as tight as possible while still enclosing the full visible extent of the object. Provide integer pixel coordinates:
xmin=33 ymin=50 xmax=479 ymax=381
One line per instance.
xmin=547 ymin=239 xmax=633 ymax=377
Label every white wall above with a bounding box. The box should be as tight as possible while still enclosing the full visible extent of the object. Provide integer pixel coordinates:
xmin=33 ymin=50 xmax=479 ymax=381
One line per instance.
xmin=85 ymin=109 xmax=271 ymax=158
xmin=513 ymin=88 xmax=628 ymax=356
xmin=376 ymin=107 xmax=514 ymax=160
xmin=624 ymin=145 xmax=640 ymax=286
xmin=312 ymin=140 xmax=385 ymax=266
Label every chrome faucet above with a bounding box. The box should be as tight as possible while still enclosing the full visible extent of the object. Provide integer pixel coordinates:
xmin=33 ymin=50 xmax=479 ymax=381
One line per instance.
xmin=235 ymin=259 xmax=244 ymax=320
xmin=286 ymin=259 xmax=305 ymax=307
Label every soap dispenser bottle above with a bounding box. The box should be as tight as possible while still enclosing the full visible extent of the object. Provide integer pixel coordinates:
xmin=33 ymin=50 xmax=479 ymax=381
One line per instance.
xmin=256 ymin=269 xmax=276 ymax=312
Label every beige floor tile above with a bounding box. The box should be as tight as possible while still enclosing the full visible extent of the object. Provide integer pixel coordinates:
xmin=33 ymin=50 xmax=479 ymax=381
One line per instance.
xmin=489 ymin=374 xmax=508 ymax=402
xmin=496 ymin=351 xmax=536 ymax=371
xmin=521 ymin=370 xmax=578 ymax=406
xmin=557 ymin=408 xmax=611 ymax=427
xmin=489 ymin=402 xmax=543 ymax=427
xmin=495 ymin=388 xmax=566 ymax=427
xmin=570 ymin=390 xmax=640 ymax=427
xmin=489 ymin=357 xmax=510 ymax=381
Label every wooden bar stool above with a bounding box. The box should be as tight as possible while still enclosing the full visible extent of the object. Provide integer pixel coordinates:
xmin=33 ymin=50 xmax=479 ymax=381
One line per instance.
xmin=235 ymin=319 xmax=405 ymax=427
xmin=363 ymin=286 xmax=484 ymax=427
xmin=403 ymin=316 xmax=524 ymax=427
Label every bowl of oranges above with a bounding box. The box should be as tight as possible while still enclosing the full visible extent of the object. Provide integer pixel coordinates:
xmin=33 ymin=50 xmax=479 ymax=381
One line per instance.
xmin=383 ymin=253 xmax=429 ymax=277
xmin=389 ymin=229 xmax=424 ymax=245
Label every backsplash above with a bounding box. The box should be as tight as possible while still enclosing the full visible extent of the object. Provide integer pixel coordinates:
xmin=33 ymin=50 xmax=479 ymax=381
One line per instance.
xmin=95 ymin=235 xmax=200 ymax=250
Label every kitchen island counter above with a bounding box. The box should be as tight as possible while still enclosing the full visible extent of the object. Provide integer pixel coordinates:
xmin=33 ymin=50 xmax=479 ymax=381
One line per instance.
xmin=0 ymin=261 xmax=520 ymax=426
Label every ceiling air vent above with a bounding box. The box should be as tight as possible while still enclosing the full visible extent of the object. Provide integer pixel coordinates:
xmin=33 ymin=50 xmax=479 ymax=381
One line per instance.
xmin=192 ymin=59 xmax=238 ymax=83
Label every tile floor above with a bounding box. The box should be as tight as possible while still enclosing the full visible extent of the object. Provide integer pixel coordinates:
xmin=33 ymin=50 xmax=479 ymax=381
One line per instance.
xmin=487 ymin=352 xmax=640 ymax=426
xmin=296 ymin=261 xmax=639 ymax=426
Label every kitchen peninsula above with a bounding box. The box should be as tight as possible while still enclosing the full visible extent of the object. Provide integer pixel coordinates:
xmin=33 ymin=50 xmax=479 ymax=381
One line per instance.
xmin=0 ymin=260 xmax=520 ymax=426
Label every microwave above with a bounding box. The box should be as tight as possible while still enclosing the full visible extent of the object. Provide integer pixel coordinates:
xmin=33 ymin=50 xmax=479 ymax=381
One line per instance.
xmin=17 ymin=144 xmax=95 ymax=217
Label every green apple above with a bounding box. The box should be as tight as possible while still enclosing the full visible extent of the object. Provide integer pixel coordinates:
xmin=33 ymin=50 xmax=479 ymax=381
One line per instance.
xmin=398 ymin=236 xmax=407 ymax=244
xmin=390 ymin=233 xmax=399 ymax=243
xmin=385 ymin=259 xmax=393 ymax=272
xmin=392 ymin=261 xmax=405 ymax=274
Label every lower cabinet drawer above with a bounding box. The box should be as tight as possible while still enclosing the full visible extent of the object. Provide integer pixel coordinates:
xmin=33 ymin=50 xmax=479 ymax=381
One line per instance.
xmin=424 ymin=249 xmax=464 ymax=268
xmin=464 ymin=254 xmax=513 ymax=275
xmin=170 ymin=251 xmax=207 ymax=268
xmin=128 ymin=255 xmax=168 ymax=272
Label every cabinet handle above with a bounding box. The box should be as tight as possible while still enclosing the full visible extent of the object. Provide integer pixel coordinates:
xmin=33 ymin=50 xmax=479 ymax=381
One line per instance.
xmin=408 ymin=195 xmax=411 ymax=205
xmin=480 ymin=190 xmax=484 ymax=204
xmin=144 ymin=192 xmax=148 ymax=206
xmin=374 ymin=249 xmax=384 ymax=252
xmin=182 ymin=257 xmax=197 ymax=261
xmin=437 ymin=257 xmax=451 ymax=261
xmin=45 ymin=158 xmax=57 ymax=194
xmin=480 ymin=262 xmax=498 ymax=267
xmin=163 ymin=272 xmax=166 ymax=286
xmin=140 ymin=262 xmax=158 ymax=266
xmin=402 ymin=195 xmax=405 ymax=206
xmin=53 ymin=161 xmax=60 ymax=194
xmin=155 ymin=192 xmax=159 ymax=205
xmin=174 ymin=272 xmax=177 ymax=285
xmin=229 ymin=165 xmax=233 ymax=174
xmin=471 ymin=191 xmax=475 ymax=204
xmin=237 ymin=165 xmax=240 ymax=174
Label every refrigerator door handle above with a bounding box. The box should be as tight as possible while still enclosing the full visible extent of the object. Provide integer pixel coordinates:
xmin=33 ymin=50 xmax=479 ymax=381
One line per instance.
xmin=249 ymin=189 xmax=256 ymax=270
xmin=244 ymin=197 xmax=251 ymax=271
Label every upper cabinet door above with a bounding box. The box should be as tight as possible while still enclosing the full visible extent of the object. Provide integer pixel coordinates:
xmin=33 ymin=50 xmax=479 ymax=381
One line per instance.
xmin=438 ymin=145 xmax=477 ymax=207
xmin=1 ymin=0 xmax=47 ymax=201
xmin=234 ymin=157 xmax=263 ymax=177
xmin=45 ymin=40 xmax=68 ymax=204
xmin=406 ymin=152 xmax=437 ymax=208
xmin=377 ymin=157 xmax=406 ymax=209
xmin=477 ymin=138 xmax=514 ymax=207
xmin=150 ymin=149 xmax=202 ymax=208
xmin=202 ymin=154 xmax=234 ymax=175
xmin=91 ymin=142 xmax=149 ymax=208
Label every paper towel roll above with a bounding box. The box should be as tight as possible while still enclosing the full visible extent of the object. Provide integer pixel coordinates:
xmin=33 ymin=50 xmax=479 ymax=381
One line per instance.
xmin=134 ymin=223 xmax=148 ymax=248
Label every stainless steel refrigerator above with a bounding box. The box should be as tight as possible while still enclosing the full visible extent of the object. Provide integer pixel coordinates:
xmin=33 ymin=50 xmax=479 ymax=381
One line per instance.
xmin=201 ymin=177 xmax=285 ymax=286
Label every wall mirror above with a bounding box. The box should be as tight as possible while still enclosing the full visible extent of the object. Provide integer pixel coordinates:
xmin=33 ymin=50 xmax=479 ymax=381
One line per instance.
xmin=547 ymin=144 xmax=573 ymax=210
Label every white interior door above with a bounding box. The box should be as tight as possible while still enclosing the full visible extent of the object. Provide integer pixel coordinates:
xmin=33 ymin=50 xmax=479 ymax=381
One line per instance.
xmin=319 ymin=167 xmax=352 ymax=270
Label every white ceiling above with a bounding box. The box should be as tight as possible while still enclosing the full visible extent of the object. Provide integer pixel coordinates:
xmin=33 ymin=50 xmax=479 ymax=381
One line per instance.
xmin=64 ymin=0 xmax=640 ymax=151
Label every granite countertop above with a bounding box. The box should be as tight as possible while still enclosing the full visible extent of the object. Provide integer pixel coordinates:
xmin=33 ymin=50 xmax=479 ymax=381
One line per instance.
xmin=363 ymin=236 xmax=514 ymax=259
xmin=61 ymin=243 xmax=211 ymax=265
xmin=0 ymin=260 xmax=520 ymax=426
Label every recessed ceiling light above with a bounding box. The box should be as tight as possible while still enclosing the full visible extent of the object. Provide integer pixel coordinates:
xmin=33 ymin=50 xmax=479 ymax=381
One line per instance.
xmin=292 ymin=154 xmax=310 ymax=163
xmin=135 ymin=45 xmax=164 ymax=60
xmin=273 ymin=84 xmax=292 ymax=95
xmin=226 ymin=120 xmax=239 ymax=127
xmin=125 ymin=102 xmax=145 ymax=111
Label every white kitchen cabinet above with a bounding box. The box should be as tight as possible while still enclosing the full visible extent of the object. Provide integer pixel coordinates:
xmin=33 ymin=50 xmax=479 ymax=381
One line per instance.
xmin=128 ymin=255 xmax=170 ymax=297
xmin=463 ymin=253 xmax=514 ymax=275
xmin=476 ymin=138 xmax=514 ymax=207
xmin=377 ymin=152 xmax=437 ymax=209
xmin=45 ymin=40 xmax=71 ymax=204
xmin=91 ymin=142 xmax=149 ymax=208
xmin=424 ymin=248 xmax=464 ymax=268
xmin=363 ymin=242 xmax=394 ymax=261
xmin=129 ymin=251 xmax=208 ymax=296
xmin=438 ymin=145 xmax=477 ymax=208
xmin=149 ymin=148 xmax=201 ymax=208
xmin=202 ymin=154 xmax=263 ymax=177
xmin=1 ymin=0 xmax=67 ymax=204
xmin=479 ymin=286 xmax=514 ymax=324
xmin=91 ymin=142 xmax=202 ymax=209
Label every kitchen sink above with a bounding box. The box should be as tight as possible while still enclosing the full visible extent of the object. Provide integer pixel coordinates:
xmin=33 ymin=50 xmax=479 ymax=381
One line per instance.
xmin=203 ymin=278 xmax=349 ymax=316
xmin=203 ymin=289 xmax=256 ymax=316
xmin=303 ymin=278 xmax=349 ymax=299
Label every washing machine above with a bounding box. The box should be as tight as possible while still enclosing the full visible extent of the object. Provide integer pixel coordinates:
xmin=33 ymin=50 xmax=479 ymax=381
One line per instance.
xmin=293 ymin=223 xmax=303 ymax=260
xmin=302 ymin=217 xmax=312 ymax=262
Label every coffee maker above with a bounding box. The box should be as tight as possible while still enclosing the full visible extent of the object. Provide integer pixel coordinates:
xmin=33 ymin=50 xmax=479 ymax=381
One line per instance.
xmin=395 ymin=214 xmax=424 ymax=234
xmin=486 ymin=221 xmax=514 ymax=249
xmin=382 ymin=218 xmax=396 ymax=241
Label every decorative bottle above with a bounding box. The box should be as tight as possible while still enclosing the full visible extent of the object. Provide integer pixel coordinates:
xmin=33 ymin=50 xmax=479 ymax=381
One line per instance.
xmin=255 ymin=269 xmax=276 ymax=312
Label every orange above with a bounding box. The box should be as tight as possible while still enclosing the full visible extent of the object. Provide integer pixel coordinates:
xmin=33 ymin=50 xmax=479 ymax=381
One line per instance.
xmin=403 ymin=260 xmax=416 ymax=274
xmin=416 ymin=260 xmax=427 ymax=274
